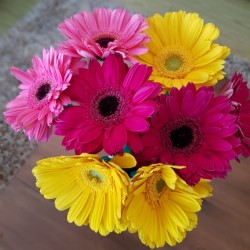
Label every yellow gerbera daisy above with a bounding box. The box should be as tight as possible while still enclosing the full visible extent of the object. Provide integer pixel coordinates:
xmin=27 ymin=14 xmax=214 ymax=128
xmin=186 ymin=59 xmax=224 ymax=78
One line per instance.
xmin=32 ymin=153 xmax=136 ymax=236
xmin=122 ymin=164 xmax=213 ymax=248
xmin=135 ymin=11 xmax=230 ymax=91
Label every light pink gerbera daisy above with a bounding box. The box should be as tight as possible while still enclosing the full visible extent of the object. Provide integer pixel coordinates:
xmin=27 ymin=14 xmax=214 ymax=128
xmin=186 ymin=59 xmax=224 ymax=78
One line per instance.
xmin=58 ymin=8 xmax=150 ymax=62
xmin=140 ymin=83 xmax=240 ymax=185
xmin=55 ymin=54 xmax=161 ymax=155
xmin=219 ymin=73 xmax=250 ymax=158
xmin=4 ymin=47 xmax=82 ymax=142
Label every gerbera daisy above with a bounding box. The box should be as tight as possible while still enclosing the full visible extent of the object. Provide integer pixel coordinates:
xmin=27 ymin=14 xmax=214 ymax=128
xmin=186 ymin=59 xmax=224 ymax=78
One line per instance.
xmin=140 ymin=83 xmax=240 ymax=185
xmin=55 ymin=54 xmax=161 ymax=155
xmin=219 ymin=73 xmax=250 ymax=157
xmin=3 ymin=47 xmax=82 ymax=142
xmin=122 ymin=164 xmax=212 ymax=248
xmin=58 ymin=8 xmax=150 ymax=62
xmin=32 ymin=153 xmax=136 ymax=235
xmin=135 ymin=11 xmax=230 ymax=91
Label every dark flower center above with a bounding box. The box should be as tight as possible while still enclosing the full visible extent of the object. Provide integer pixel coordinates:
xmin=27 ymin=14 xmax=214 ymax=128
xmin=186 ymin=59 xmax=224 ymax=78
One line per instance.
xmin=156 ymin=178 xmax=166 ymax=193
xmin=95 ymin=37 xmax=115 ymax=48
xmin=98 ymin=95 xmax=119 ymax=117
xmin=170 ymin=125 xmax=194 ymax=149
xmin=160 ymin=117 xmax=202 ymax=156
xmin=36 ymin=83 xmax=51 ymax=101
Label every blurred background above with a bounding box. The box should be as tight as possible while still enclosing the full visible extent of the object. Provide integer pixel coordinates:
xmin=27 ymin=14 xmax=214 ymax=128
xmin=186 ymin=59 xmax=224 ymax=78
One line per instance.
xmin=0 ymin=0 xmax=250 ymax=249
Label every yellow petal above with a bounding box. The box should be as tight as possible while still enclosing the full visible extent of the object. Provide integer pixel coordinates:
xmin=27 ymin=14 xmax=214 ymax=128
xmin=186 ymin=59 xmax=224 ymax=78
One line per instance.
xmin=170 ymin=192 xmax=201 ymax=212
xmin=75 ymin=194 xmax=94 ymax=226
xmin=110 ymin=153 xmax=137 ymax=169
xmin=195 ymin=45 xmax=230 ymax=67
xmin=193 ymin=179 xmax=213 ymax=198
xmin=89 ymin=192 xmax=105 ymax=232
xmin=67 ymin=192 xmax=89 ymax=223
xmin=181 ymin=12 xmax=204 ymax=49
xmin=55 ymin=184 xmax=82 ymax=211
xmin=185 ymin=70 xmax=210 ymax=83
xmin=167 ymin=201 xmax=189 ymax=227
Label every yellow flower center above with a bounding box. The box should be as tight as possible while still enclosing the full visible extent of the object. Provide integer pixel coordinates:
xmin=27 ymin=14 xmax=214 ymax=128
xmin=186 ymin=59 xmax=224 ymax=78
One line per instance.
xmin=146 ymin=172 xmax=168 ymax=207
xmin=75 ymin=162 xmax=110 ymax=192
xmin=154 ymin=46 xmax=193 ymax=79
xmin=89 ymin=170 xmax=103 ymax=182
xmin=156 ymin=178 xmax=166 ymax=193
xmin=165 ymin=56 xmax=183 ymax=71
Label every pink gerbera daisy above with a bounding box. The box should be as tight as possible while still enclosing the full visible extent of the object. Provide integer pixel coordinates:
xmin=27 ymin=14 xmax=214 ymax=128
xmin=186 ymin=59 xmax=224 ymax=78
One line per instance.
xmin=4 ymin=47 xmax=81 ymax=142
xmin=55 ymin=54 xmax=161 ymax=155
xmin=219 ymin=73 xmax=250 ymax=158
xmin=140 ymin=83 xmax=240 ymax=185
xmin=58 ymin=8 xmax=150 ymax=62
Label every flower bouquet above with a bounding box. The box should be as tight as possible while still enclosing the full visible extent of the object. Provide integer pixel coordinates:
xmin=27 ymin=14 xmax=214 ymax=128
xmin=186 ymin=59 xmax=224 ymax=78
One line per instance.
xmin=3 ymin=8 xmax=250 ymax=248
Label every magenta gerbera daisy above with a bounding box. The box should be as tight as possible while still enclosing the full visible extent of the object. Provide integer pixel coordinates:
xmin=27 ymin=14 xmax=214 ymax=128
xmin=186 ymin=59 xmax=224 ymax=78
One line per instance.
xmin=55 ymin=54 xmax=161 ymax=155
xmin=58 ymin=8 xmax=150 ymax=62
xmin=140 ymin=83 xmax=240 ymax=185
xmin=219 ymin=73 xmax=250 ymax=158
xmin=3 ymin=47 xmax=80 ymax=142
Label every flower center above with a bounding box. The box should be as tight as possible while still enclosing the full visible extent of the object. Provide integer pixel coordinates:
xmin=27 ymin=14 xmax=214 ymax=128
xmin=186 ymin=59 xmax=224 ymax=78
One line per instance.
xmin=160 ymin=117 xmax=202 ymax=156
xmin=154 ymin=46 xmax=193 ymax=79
xmin=146 ymin=173 xmax=168 ymax=207
xmin=77 ymin=162 xmax=110 ymax=192
xmin=28 ymin=79 xmax=53 ymax=108
xmin=165 ymin=56 xmax=183 ymax=72
xmin=88 ymin=169 xmax=103 ymax=182
xmin=91 ymin=88 xmax=130 ymax=127
xmin=170 ymin=125 xmax=194 ymax=149
xmin=156 ymin=178 xmax=166 ymax=193
xmin=36 ymin=83 xmax=51 ymax=101
xmin=95 ymin=37 xmax=115 ymax=48
xmin=98 ymin=95 xmax=119 ymax=117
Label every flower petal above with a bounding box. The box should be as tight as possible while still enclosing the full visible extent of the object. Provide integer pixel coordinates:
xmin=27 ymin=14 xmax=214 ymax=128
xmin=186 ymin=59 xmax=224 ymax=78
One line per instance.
xmin=103 ymin=124 xmax=127 ymax=155
xmin=124 ymin=116 xmax=149 ymax=132
xmin=111 ymin=153 xmax=137 ymax=169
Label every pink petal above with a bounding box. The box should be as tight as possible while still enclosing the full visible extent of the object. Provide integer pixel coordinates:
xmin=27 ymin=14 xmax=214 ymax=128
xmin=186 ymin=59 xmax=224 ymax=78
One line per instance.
xmin=130 ymin=100 xmax=158 ymax=118
xmin=132 ymin=82 xmax=161 ymax=104
xmin=160 ymin=150 xmax=173 ymax=164
xmin=102 ymin=54 xmax=126 ymax=87
xmin=10 ymin=67 xmax=34 ymax=85
xmin=207 ymin=138 xmax=233 ymax=151
xmin=123 ymin=63 xmax=152 ymax=92
xmin=103 ymin=124 xmax=127 ymax=155
xmin=141 ymin=129 xmax=161 ymax=147
xmin=77 ymin=125 xmax=103 ymax=144
xmin=55 ymin=107 xmax=88 ymax=134
xmin=65 ymin=76 xmax=82 ymax=101
xmin=181 ymin=90 xmax=194 ymax=114
xmin=189 ymin=90 xmax=207 ymax=116
xmin=75 ymin=135 xmax=103 ymax=154
xmin=31 ymin=56 xmax=43 ymax=72
xmin=124 ymin=116 xmax=149 ymax=132
xmin=127 ymin=46 xmax=148 ymax=56
xmin=141 ymin=147 xmax=162 ymax=162
xmin=165 ymin=96 xmax=180 ymax=120
xmin=205 ymin=113 xmax=224 ymax=125
xmin=96 ymin=8 xmax=110 ymax=30
xmin=127 ymin=131 xmax=143 ymax=153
